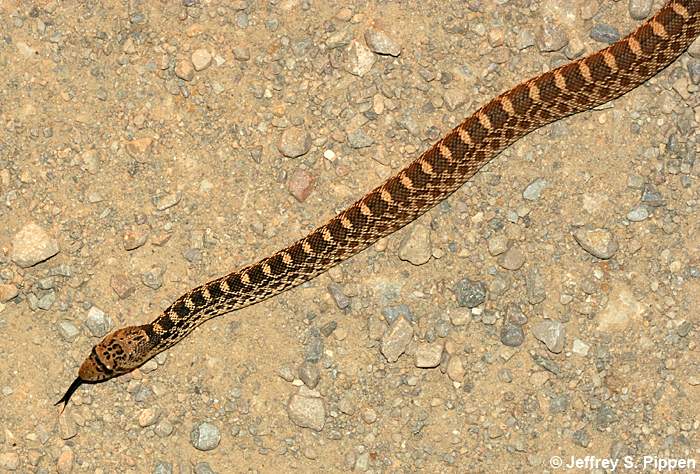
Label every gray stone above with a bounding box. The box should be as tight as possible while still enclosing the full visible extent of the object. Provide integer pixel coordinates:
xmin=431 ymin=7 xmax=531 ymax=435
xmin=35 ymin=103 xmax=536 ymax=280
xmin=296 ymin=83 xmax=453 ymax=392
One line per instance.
xmin=10 ymin=223 xmax=59 ymax=267
xmin=287 ymin=389 xmax=325 ymax=431
xmin=57 ymin=321 xmax=80 ymax=342
xmin=85 ymin=306 xmax=112 ymax=337
xmin=153 ymin=461 xmax=173 ymax=474
xmin=380 ymin=316 xmax=413 ymax=363
xmin=590 ymin=24 xmax=620 ymax=44
xmin=364 ymin=28 xmax=401 ymax=56
xmin=454 ymin=277 xmax=487 ymax=308
xmin=487 ymin=234 xmax=508 ymax=256
xmin=572 ymin=227 xmax=618 ymax=259
xmin=500 ymin=323 xmax=524 ymax=347
xmin=347 ymin=128 xmax=374 ymax=148
xmin=531 ymin=319 xmax=565 ymax=353
xmin=298 ymin=362 xmax=320 ymax=389
xmin=523 ymin=178 xmax=547 ymax=201
xmin=277 ymin=127 xmax=312 ymax=158
xmin=526 ymin=268 xmax=546 ymax=304
xmin=190 ymin=421 xmax=221 ymax=451
xmin=628 ymin=0 xmax=653 ymax=20
xmin=627 ymin=205 xmax=649 ymax=222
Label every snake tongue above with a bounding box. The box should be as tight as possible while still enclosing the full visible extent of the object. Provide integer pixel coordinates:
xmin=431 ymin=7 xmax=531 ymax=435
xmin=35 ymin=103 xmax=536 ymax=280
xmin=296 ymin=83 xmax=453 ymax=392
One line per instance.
xmin=55 ymin=377 xmax=84 ymax=411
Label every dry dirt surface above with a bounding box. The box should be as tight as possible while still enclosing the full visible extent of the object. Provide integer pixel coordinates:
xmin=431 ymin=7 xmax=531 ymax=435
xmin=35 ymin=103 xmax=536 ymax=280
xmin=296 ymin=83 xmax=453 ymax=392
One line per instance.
xmin=1 ymin=0 xmax=699 ymax=473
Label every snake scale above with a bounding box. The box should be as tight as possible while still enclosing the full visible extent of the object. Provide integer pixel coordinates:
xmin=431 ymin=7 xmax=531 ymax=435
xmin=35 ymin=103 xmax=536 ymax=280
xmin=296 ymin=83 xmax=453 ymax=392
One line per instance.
xmin=58 ymin=0 xmax=700 ymax=407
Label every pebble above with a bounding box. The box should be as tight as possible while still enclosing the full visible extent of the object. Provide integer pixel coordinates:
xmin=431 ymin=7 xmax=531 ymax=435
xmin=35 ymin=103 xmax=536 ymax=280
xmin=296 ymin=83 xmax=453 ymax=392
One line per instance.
xmin=487 ymin=235 xmax=508 ymax=256
xmin=526 ymin=268 xmax=546 ymax=304
xmin=597 ymin=284 xmax=642 ymax=331
xmin=626 ymin=205 xmax=649 ymax=222
xmin=233 ymin=46 xmax=250 ymax=61
xmin=277 ymin=127 xmax=312 ymax=158
xmin=398 ymin=223 xmax=432 ymax=265
xmin=56 ymin=448 xmax=74 ymax=474
xmin=142 ymin=266 xmax=164 ymax=290
xmin=190 ymin=421 xmax=221 ymax=451
xmin=531 ymin=319 xmax=565 ymax=353
xmin=572 ymin=227 xmax=619 ymax=259
xmin=536 ymin=21 xmax=568 ymax=52
xmin=497 ymin=246 xmax=525 ymax=271
xmin=58 ymin=414 xmax=77 ymax=440
xmin=443 ymin=89 xmax=468 ymax=111
xmin=175 ymin=59 xmax=194 ymax=81
xmin=110 ymin=273 xmax=135 ymax=299
xmin=298 ymin=362 xmax=320 ymax=389
xmin=628 ymin=0 xmax=653 ymax=20
xmin=154 ymin=192 xmax=181 ymax=211
xmin=327 ymin=283 xmax=350 ymax=309
xmin=346 ymin=128 xmax=374 ymax=149
xmin=85 ymin=306 xmax=112 ymax=337
xmin=361 ymin=407 xmax=378 ymax=424
xmin=453 ymin=277 xmax=487 ymax=308
xmin=415 ymin=342 xmax=443 ymax=368
xmin=10 ymin=223 xmax=60 ymax=268
xmin=287 ymin=168 xmax=315 ymax=202
xmin=0 ymin=452 xmax=19 ymax=471
xmin=153 ymin=461 xmax=173 ymax=474
xmin=500 ymin=323 xmax=525 ymax=347
xmin=572 ymin=338 xmax=590 ymax=356
xmin=194 ymin=462 xmax=216 ymax=474
xmin=380 ymin=316 xmax=413 ymax=363
xmin=363 ymin=28 xmax=401 ymax=56
xmin=123 ymin=225 xmax=149 ymax=250
xmin=522 ymin=178 xmax=546 ymax=201
xmin=590 ymin=23 xmax=620 ymax=44
xmin=641 ymin=183 xmax=664 ymax=207
xmin=0 ymin=284 xmax=18 ymax=302
xmin=138 ymin=408 xmax=160 ymax=427
xmin=446 ymin=355 xmax=465 ymax=382
xmin=57 ymin=320 xmax=80 ymax=342
xmin=287 ymin=389 xmax=325 ymax=431
xmin=345 ymin=39 xmax=375 ymax=77
xmin=191 ymin=48 xmax=212 ymax=71
xmin=126 ymin=136 xmax=153 ymax=158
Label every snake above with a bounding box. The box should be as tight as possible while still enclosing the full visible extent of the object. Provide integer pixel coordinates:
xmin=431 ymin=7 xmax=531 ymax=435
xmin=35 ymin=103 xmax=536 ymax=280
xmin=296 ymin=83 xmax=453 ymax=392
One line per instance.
xmin=57 ymin=0 xmax=700 ymax=408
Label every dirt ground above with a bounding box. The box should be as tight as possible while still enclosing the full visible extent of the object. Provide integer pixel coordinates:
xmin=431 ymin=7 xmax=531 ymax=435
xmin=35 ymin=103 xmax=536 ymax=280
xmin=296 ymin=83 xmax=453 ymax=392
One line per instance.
xmin=1 ymin=0 xmax=699 ymax=472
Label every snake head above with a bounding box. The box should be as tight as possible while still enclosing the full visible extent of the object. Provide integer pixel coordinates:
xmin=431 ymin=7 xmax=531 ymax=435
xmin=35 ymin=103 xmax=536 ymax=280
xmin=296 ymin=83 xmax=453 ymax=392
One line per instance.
xmin=79 ymin=325 xmax=154 ymax=381
xmin=56 ymin=325 xmax=155 ymax=410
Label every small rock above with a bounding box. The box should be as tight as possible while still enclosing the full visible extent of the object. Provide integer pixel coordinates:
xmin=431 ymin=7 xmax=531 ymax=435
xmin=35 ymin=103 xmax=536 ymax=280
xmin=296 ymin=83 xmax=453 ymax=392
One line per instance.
xmin=641 ymin=183 xmax=664 ymax=206
xmin=627 ymin=205 xmax=649 ymax=222
xmin=590 ymin=23 xmax=620 ymax=44
xmin=536 ymin=21 xmax=568 ymax=52
xmin=597 ymin=284 xmax=642 ymax=331
xmin=531 ymin=319 xmax=565 ymax=353
xmin=497 ymin=246 xmax=525 ymax=271
xmin=446 ymin=355 xmax=465 ymax=382
xmin=190 ymin=421 xmax=221 ymax=451
xmin=380 ymin=316 xmax=413 ymax=363
xmin=572 ymin=338 xmax=590 ymax=356
xmin=277 ymin=127 xmax=312 ymax=158
xmin=628 ymin=0 xmax=653 ymax=20
xmin=487 ymin=235 xmax=508 ymax=256
xmin=361 ymin=407 xmax=378 ymax=424
xmin=142 ymin=266 xmax=164 ymax=290
xmin=364 ymin=28 xmax=401 ymax=56
xmin=233 ymin=46 xmax=250 ymax=61
xmin=500 ymin=323 xmax=525 ymax=347
xmin=0 ymin=452 xmax=19 ymax=471
xmin=327 ymin=283 xmax=350 ymax=309
xmin=398 ymin=223 xmax=432 ymax=265
xmin=57 ymin=321 xmax=80 ymax=342
xmin=522 ymin=178 xmax=547 ymax=201
xmin=56 ymin=449 xmax=74 ymax=474
xmin=287 ymin=168 xmax=315 ymax=202
xmin=0 ymin=284 xmax=18 ymax=302
xmin=58 ymin=414 xmax=77 ymax=440
xmin=526 ymin=268 xmax=546 ymax=304
xmin=454 ymin=277 xmax=487 ymax=308
xmin=10 ymin=223 xmax=59 ymax=267
xmin=572 ymin=227 xmax=618 ymax=259
xmin=415 ymin=342 xmax=443 ymax=368
xmin=191 ymin=48 xmax=212 ymax=71
xmin=194 ymin=462 xmax=216 ymax=474
xmin=287 ymin=390 xmax=325 ymax=431
xmin=347 ymin=128 xmax=374 ymax=148
xmin=138 ymin=408 xmax=160 ymax=427
xmin=123 ymin=225 xmax=149 ymax=250
xmin=110 ymin=273 xmax=135 ymax=299
xmin=175 ymin=60 xmax=194 ymax=81
xmin=443 ymin=89 xmax=468 ymax=111
xmin=85 ymin=306 xmax=112 ymax=337
xmin=126 ymin=137 xmax=153 ymax=158
xmin=298 ymin=362 xmax=320 ymax=389
xmin=344 ymin=39 xmax=376 ymax=77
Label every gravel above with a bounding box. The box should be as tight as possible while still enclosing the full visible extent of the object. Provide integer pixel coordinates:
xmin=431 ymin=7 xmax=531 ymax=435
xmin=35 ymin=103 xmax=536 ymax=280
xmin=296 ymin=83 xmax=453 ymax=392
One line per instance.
xmin=190 ymin=421 xmax=221 ymax=451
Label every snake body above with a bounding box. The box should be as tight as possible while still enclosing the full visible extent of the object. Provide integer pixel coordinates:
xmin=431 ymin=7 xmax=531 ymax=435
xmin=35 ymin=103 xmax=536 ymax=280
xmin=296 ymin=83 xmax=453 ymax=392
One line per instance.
xmin=58 ymin=0 xmax=700 ymax=406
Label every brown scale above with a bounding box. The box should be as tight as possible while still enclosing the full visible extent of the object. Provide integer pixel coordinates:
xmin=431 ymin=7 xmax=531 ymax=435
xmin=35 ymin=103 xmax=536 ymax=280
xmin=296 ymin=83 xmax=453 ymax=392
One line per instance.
xmin=57 ymin=0 xmax=700 ymax=410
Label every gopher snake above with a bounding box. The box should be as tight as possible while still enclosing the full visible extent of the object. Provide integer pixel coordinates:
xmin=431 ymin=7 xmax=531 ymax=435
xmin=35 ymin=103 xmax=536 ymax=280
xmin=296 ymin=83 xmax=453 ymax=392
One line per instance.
xmin=57 ymin=0 xmax=700 ymax=407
